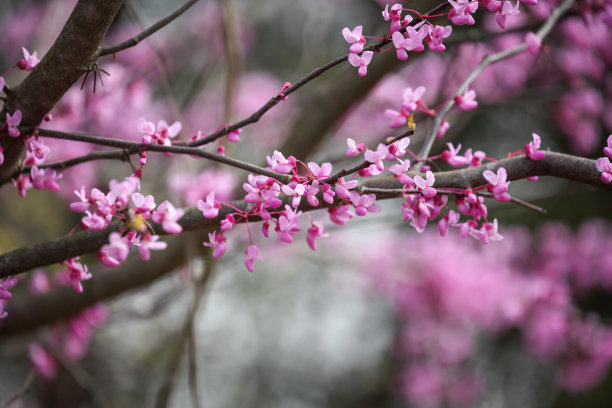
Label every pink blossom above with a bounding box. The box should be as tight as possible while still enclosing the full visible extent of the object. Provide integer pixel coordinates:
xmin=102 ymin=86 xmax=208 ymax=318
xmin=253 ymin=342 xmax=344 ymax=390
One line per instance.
xmin=401 ymin=86 xmax=426 ymax=113
xmin=603 ymin=135 xmax=612 ymax=159
xmin=97 ymin=232 xmax=130 ymax=267
xmin=438 ymin=209 xmax=461 ymax=236
xmin=525 ymin=32 xmax=541 ymax=54
xmin=134 ymin=234 xmax=167 ymax=261
xmin=6 ymin=110 xmax=22 ymax=137
xmin=596 ymin=157 xmax=612 ymax=183
xmin=244 ymin=244 xmax=263 ymax=272
xmin=388 ymin=159 xmax=413 ymax=185
xmin=349 ymin=191 xmax=380 ymax=216
xmin=0 ymin=146 xmax=4 ymax=166
xmin=276 ymin=205 xmax=302 ymax=242
xmin=496 ymin=0 xmax=520 ymax=30
xmin=220 ymin=214 xmax=235 ymax=231
xmin=25 ymin=137 xmax=50 ymax=164
xmin=483 ymin=167 xmax=511 ymax=201
xmin=437 ymin=120 xmax=450 ymax=138
xmin=152 ymin=201 xmax=185 ymax=234
xmin=342 ymin=25 xmax=366 ymax=54
xmin=306 ymin=221 xmax=329 ymax=251
xmin=81 ymin=210 xmax=107 ymax=231
xmin=307 ymin=161 xmax=332 ymax=177
xmin=197 ymin=191 xmax=221 ymax=218
xmin=29 ymin=343 xmax=57 ymax=379
xmin=454 ymin=88 xmax=478 ymax=110
xmin=62 ymin=257 xmax=92 ymax=293
xmin=346 ymin=138 xmax=366 ymax=156
xmin=387 ymin=137 xmax=410 ymax=159
xmin=442 ymin=143 xmax=469 ymax=167
xmin=469 ymin=219 xmax=504 ymax=244
xmin=322 ymin=183 xmax=335 ymax=204
xmin=426 ymin=25 xmax=453 ymax=52
xmin=448 ymin=0 xmax=479 ymax=25
xmin=382 ymin=3 xmax=405 ymax=34
xmin=18 ymin=47 xmax=39 ymax=71
xmin=226 ymin=128 xmax=242 ymax=143
xmin=137 ymin=118 xmax=156 ymax=144
xmin=328 ymin=205 xmax=354 ymax=225
xmin=267 ymin=150 xmax=295 ymax=174
xmin=0 ymin=277 xmax=17 ymax=301
xmin=525 ymin=133 xmax=546 ymax=160
xmin=348 ymin=51 xmax=374 ymax=77
xmin=364 ymin=143 xmax=389 ymax=171
xmin=281 ymin=180 xmax=306 ymax=208
xmin=203 ymin=231 xmax=227 ymax=258
xmin=334 ymin=177 xmax=358 ymax=200
xmin=131 ymin=192 xmax=156 ymax=216
xmin=391 ymin=26 xmax=428 ymax=60
xmin=0 ymin=77 xmax=4 ymax=92
xmin=414 ymin=170 xmax=437 ymax=197
xmin=305 ymin=180 xmax=320 ymax=207
xmin=30 ymin=166 xmax=61 ymax=191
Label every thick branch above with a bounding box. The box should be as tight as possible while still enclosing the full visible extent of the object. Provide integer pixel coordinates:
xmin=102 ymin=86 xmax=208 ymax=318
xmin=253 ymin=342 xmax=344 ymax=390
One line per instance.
xmin=0 ymin=0 xmax=124 ymax=180
xmin=0 ymin=151 xmax=608 ymax=277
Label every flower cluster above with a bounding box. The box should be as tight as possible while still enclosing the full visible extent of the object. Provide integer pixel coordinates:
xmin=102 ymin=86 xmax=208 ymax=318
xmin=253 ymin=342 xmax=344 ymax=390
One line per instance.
xmin=137 ymin=118 xmax=182 ymax=149
xmin=69 ymin=175 xmax=181 ymax=273
xmin=596 ymin=135 xmax=612 ymax=183
xmin=343 ymin=26 xmax=373 ymax=77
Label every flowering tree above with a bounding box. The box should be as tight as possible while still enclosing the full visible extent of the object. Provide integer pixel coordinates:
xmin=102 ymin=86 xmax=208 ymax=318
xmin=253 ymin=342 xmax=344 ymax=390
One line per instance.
xmin=1 ymin=0 xmax=612 ymax=406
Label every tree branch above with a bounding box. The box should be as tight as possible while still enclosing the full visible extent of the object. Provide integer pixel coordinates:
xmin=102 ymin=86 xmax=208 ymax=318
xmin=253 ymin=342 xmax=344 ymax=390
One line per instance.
xmin=99 ymin=0 xmax=202 ymax=57
xmin=0 ymin=0 xmax=124 ymax=180
xmin=0 ymin=151 xmax=608 ymax=277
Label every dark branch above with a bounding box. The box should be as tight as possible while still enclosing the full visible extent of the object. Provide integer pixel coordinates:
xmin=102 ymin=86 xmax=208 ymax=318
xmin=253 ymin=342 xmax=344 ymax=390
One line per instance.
xmin=99 ymin=0 xmax=202 ymax=56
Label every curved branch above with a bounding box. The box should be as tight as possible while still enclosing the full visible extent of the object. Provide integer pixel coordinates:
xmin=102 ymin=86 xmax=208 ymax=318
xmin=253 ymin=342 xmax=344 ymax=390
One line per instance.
xmin=99 ymin=0 xmax=202 ymax=56
xmin=0 ymin=151 xmax=608 ymax=277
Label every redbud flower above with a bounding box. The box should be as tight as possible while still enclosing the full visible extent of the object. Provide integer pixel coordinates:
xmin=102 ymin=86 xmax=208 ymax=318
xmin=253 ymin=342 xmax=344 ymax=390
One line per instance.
xmin=526 ymin=32 xmax=541 ymax=54
xmin=483 ymin=167 xmax=511 ymax=201
xmin=348 ymin=51 xmax=373 ymax=77
xmin=391 ymin=26 xmax=428 ymax=60
xmin=342 ymin=26 xmax=366 ymax=54
xmin=603 ymin=135 xmax=612 ymax=159
xmin=322 ymin=184 xmax=335 ymax=204
xmin=131 ymin=192 xmax=156 ymax=216
xmin=6 ymin=110 xmax=22 ymax=137
xmin=282 ymin=180 xmax=306 ymax=208
xmin=62 ymin=257 xmax=91 ymax=293
xmin=470 ymin=219 xmax=503 ymax=244
xmin=152 ymin=201 xmax=185 ymax=234
xmin=220 ymin=214 xmax=235 ymax=231
xmin=349 ymin=191 xmax=380 ymax=216
xmin=203 ymin=231 xmax=227 ymax=258
xmin=97 ymin=232 xmax=130 ymax=267
xmin=25 ymin=137 xmax=50 ymax=165
xmin=448 ymin=0 xmax=478 ymax=25
xmin=438 ymin=209 xmax=460 ymax=237
xmin=0 ymin=146 xmax=4 ymax=166
xmin=135 ymin=234 xmax=167 ymax=261
xmin=388 ymin=137 xmax=410 ymax=159
xmin=525 ymin=133 xmax=546 ymax=160
xmin=496 ymin=0 xmax=520 ymax=29
xmin=29 ymin=343 xmax=57 ymax=379
xmin=244 ymin=244 xmax=263 ymax=272
xmin=403 ymin=86 xmax=426 ymax=112
xmin=328 ymin=205 xmax=354 ymax=225
xmin=382 ymin=4 xmax=411 ymax=34
xmin=268 ymin=150 xmax=294 ymax=174
xmin=0 ymin=277 xmax=17 ymax=301
xmin=306 ymin=180 xmax=320 ymax=207
xmin=335 ymin=177 xmax=358 ymax=200
xmin=388 ymin=159 xmax=413 ymax=185
xmin=437 ymin=120 xmax=450 ymax=138
xmin=30 ymin=166 xmax=61 ymax=191
xmin=414 ymin=171 xmax=437 ymax=197
xmin=276 ymin=205 xmax=302 ymax=242
xmin=81 ymin=211 xmax=107 ymax=231
xmin=197 ymin=191 xmax=221 ymax=218
xmin=307 ymin=162 xmax=332 ymax=178
xmin=306 ymin=221 xmax=329 ymax=251
xmin=18 ymin=47 xmax=39 ymax=71
xmin=443 ymin=143 xmax=469 ymax=167
xmin=365 ymin=143 xmax=389 ymax=171
xmin=0 ymin=77 xmax=4 ymax=92
xmin=596 ymin=157 xmax=612 ymax=183
xmin=455 ymin=88 xmax=478 ymax=110
xmin=426 ymin=25 xmax=453 ymax=52
xmin=346 ymin=138 xmax=366 ymax=156
xmin=227 ymin=128 xmax=242 ymax=143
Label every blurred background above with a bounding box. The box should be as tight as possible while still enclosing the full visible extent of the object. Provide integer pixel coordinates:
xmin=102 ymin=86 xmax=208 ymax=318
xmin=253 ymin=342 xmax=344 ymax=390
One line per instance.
xmin=1 ymin=0 xmax=612 ymax=406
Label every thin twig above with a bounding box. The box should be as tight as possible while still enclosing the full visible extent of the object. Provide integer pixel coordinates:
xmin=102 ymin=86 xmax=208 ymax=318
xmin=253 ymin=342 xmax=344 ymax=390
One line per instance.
xmin=2 ymin=370 xmax=35 ymax=408
xmin=99 ymin=0 xmax=202 ymax=56
xmin=33 ymin=128 xmax=290 ymax=182
xmin=415 ymin=0 xmax=575 ymax=168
